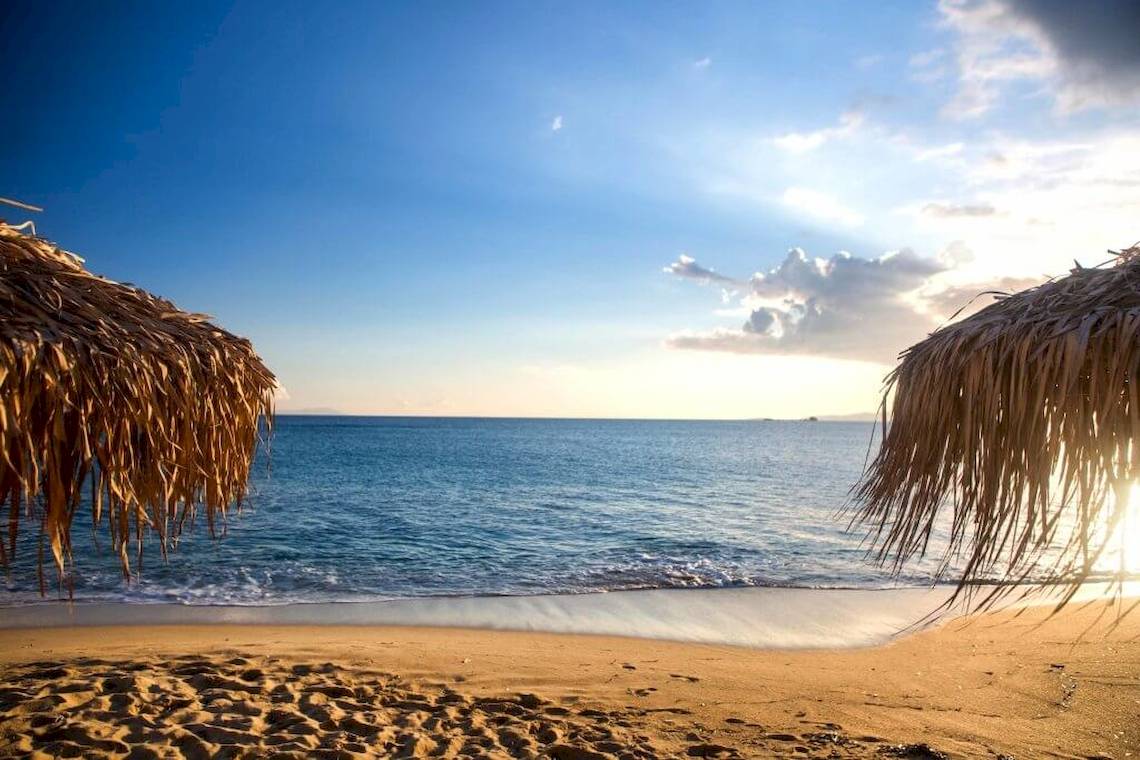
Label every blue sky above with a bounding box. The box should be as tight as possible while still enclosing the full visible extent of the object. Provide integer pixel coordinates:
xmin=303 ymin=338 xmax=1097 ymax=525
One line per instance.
xmin=3 ymin=1 xmax=1138 ymax=417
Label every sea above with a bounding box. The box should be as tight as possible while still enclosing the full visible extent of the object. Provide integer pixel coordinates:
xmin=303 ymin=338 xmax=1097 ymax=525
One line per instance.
xmin=2 ymin=416 xmax=962 ymax=606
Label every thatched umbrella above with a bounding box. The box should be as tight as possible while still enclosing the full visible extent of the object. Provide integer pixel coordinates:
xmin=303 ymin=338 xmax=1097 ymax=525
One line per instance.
xmin=0 ymin=218 xmax=275 ymax=591
xmin=852 ymin=244 xmax=1140 ymax=612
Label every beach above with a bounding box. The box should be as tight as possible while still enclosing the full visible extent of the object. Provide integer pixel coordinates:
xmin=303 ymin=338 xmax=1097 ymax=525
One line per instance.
xmin=7 ymin=1 xmax=1140 ymax=757
xmin=2 ymin=596 xmax=1137 ymax=759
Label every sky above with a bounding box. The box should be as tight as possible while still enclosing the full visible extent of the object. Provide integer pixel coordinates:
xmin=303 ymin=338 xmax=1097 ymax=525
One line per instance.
xmin=2 ymin=1 xmax=1138 ymax=418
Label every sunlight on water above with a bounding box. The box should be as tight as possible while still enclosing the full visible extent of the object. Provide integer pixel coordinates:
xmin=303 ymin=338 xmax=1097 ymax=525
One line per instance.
xmin=4 ymin=418 xmax=1136 ymax=607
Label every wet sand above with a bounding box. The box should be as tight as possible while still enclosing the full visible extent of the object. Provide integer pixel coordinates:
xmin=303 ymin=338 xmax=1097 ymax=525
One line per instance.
xmin=0 ymin=586 xmax=965 ymax=649
xmin=1 ymin=598 xmax=1137 ymax=759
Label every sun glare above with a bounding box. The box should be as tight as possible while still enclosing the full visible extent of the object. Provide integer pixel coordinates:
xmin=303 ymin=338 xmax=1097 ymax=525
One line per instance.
xmin=1123 ymin=485 xmax=1140 ymax=574
xmin=1108 ymin=484 xmax=1140 ymax=576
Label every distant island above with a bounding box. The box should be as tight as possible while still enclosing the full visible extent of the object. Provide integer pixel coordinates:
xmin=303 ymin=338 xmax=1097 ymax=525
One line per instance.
xmin=816 ymin=412 xmax=879 ymax=422
xmin=748 ymin=412 xmax=879 ymax=423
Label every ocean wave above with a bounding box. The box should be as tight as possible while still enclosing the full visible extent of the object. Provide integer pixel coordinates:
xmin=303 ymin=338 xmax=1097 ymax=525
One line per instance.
xmin=2 ymin=557 xmax=951 ymax=608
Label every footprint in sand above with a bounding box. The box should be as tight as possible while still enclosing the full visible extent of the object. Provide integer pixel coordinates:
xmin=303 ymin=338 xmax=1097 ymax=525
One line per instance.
xmin=669 ymin=673 xmax=701 ymax=682
xmin=0 ymin=654 xmax=745 ymax=760
xmin=687 ymin=743 xmax=739 ymax=758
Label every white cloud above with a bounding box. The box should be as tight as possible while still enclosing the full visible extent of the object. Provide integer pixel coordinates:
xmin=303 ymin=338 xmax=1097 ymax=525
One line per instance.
xmin=921 ymin=201 xmax=997 ymax=218
xmin=940 ymin=3 xmax=1055 ymax=120
xmin=678 ymin=99 xmax=1138 ymax=283
xmin=656 ymin=6 xmax=1137 ymax=290
xmin=551 ymin=115 xmax=563 ymax=131
xmin=781 ymin=187 xmax=864 ymax=227
xmin=664 ymin=247 xmax=1044 ymax=364
xmin=693 ymin=56 xmax=712 ymax=69
xmin=663 ymin=254 xmax=740 ymax=287
xmin=772 ymin=111 xmax=863 ymax=153
xmin=913 ymin=142 xmax=964 ymax=162
xmin=665 ymin=248 xmax=946 ymax=363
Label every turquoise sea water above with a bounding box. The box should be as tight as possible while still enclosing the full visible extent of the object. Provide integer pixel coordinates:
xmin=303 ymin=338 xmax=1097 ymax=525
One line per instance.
xmin=2 ymin=416 xmax=962 ymax=605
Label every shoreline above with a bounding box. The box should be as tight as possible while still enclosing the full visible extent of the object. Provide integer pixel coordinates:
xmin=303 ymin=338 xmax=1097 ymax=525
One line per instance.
xmin=3 ymin=583 xmax=1134 ymax=649
xmin=0 ymin=586 xmax=965 ymax=649
xmin=1 ymin=599 xmax=1137 ymax=758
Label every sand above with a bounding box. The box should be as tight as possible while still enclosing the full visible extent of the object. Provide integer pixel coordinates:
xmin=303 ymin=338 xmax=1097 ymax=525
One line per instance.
xmin=0 ymin=599 xmax=1137 ymax=759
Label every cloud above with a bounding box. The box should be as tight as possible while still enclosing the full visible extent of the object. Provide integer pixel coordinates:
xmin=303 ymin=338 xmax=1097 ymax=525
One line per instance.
xmin=663 ymin=247 xmax=1042 ymax=364
xmin=939 ymin=0 xmax=1055 ymax=119
xmin=938 ymin=240 xmax=976 ymax=267
xmin=921 ymin=201 xmax=997 ymax=217
xmin=273 ymin=382 xmax=290 ymax=402
xmin=772 ymin=111 xmax=863 ymax=153
xmin=551 ymin=115 xmax=563 ymax=131
xmin=923 ymin=274 xmax=1045 ymax=318
xmin=953 ymin=132 xmax=1140 ymax=251
xmin=909 ymin=48 xmax=950 ymax=83
xmin=913 ymin=142 xmax=964 ymax=162
xmin=938 ymin=0 xmax=1140 ymax=117
xmin=693 ymin=56 xmax=712 ymax=69
xmin=781 ymin=187 xmax=864 ymax=227
xmin=663 ymin=254 xmax=740 ymax=286
xmin=679 ymin=79 xmax=1138 ymax=285
xmin=1009 ymin=0 xmax=1140 ymax=111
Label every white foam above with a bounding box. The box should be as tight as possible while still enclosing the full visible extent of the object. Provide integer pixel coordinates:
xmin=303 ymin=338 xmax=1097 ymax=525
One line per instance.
xmin=4 ymin=583 xmax=1134 ymax=648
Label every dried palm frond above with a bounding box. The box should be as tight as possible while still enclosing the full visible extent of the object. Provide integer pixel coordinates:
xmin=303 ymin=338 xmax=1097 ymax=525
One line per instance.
xmin=851 ymin=244 xmax=1140 ymax=613
xmin=0 ymin=222 xmax=275 ymax=591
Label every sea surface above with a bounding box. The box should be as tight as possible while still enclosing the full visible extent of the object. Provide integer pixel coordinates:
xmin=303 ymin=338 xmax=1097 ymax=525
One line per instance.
xmin=2 ymin=416 xmax=964 ymax=606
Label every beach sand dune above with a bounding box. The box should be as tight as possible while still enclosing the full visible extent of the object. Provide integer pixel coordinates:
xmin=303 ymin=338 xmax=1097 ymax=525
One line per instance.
xmin=1 ymin=599 xmax=1137 ymax=759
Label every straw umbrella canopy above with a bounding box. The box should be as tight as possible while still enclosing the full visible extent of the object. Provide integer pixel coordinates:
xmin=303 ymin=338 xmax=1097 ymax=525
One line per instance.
xmin=0 ymin=220 xmax=275 ymax=590
xmin=851 ymin=244 xmax=1140 ymax=612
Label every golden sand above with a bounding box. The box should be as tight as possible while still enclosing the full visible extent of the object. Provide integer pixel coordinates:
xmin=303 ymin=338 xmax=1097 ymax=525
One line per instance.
xmin=0 ymin=600 xmax=1137 ymax=759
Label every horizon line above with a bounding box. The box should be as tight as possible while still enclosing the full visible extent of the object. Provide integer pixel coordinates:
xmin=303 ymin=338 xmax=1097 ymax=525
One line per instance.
xmin=273 ymin=411 xmax=880 ymax=422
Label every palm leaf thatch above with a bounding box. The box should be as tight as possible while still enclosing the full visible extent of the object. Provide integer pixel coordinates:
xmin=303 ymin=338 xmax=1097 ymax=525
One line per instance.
xmin=852 ymin=244 xmax=1140 ymax=613
xmin=0 ymin=221 xmax=275 ymax=591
